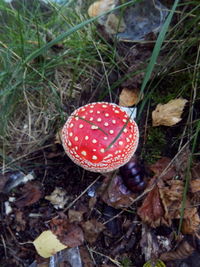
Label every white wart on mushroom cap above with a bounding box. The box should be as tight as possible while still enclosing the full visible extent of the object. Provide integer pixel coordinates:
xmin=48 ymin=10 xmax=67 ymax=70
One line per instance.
xmin=62 ymin=102 xmax=139 ymax=173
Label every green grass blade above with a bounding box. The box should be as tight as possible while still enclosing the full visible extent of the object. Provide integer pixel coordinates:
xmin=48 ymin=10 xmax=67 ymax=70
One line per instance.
xmin=178 ymin=120 xmax=200 ymax=235
xmin=137 ymin=0 xmax=180 ymax=119
xmin=24 ymin=0 xmax=141 ymax=64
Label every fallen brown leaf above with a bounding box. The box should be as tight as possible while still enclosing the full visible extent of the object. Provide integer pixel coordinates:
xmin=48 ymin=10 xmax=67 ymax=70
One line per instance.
xmin=160 ymin=241 xmax=194 ymax=262
xmin=100 ymin=175 xmax=137 ymax=208
xmin=190 ymin=181 xmax=200 ymax=206
xmin=189 ymin=162 xmax=200 ymax=204
xmin=139 ymin=156 xmax=200 ymax=233
xmin=159 ymin=180 xmax=184 ymax=224
xmin=81 ymin=219 xmax=105 ymax=244
xmin=191 ymin=162 xmax=200 ymax=179
xmin=190 ymin=179 xmax=200 ymax=194
xmin=50 ymin=218 xmax=84 ymax=247
xmin=138 ymin=183 xmax=165 ymax=228
xmin=68 ymin=209 xmax=84 ymax=223
xmin=152 ymin=98 xmax=188 ymax=126
xmin=181 ymin=206 xmax=200 ymax=234
xmin=15 ymin=182 xmax=42 ymax=208
xmin=119 ymin=88 xmax=141 ymax=107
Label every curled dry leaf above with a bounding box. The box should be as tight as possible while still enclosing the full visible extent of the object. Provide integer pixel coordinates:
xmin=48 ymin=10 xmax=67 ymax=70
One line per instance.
xmin=15 ymin=182 xmax=42 ymax=208
xmin=119 ymin=88 xmax=141 ymax=107
xmin=190 ymin=180 xmax=200 ymax=205
xmin=190 ymin=163 xmax=200 ymax=204
xmin=50 ymin=218 xmax=84 ymax=247
xmin=190 ymin=179 xmax=200 ymax=194
xmin=159 ymin=180 xmax=184 ymax=226
xmin=160 ymin=180 xmax=184 ymax=203
xmin=81 ymin=219 xmax=105 ymax=244
xmin=45 ymin=187 xmax=69 ymax=209
xmin=161 ymin=182 xmax=200 ymax=234
xmin=160 ymin=241 xmax=194 ymax=262
xmin=33 ymin=230 xmax=67 ymax=258
xmin=100 ymin=175 xmax=137 ymax=208
xmin=181 ymin=207 xmax=200 ymax=234
xmin=152 ymin=98 xmax=188 ymax=126
xmin=190 ymin=162 xmax=200 ymax=194
xmin=138 ymin=184 xmax=165 ymax=228
xmin=88 ymin=0 xmax=115 ymax=17
xmin=138 ymin=156 xmax=200 ymax=233
xmin=191 ymin=162 xmax=200 ymax=179
xmin=138 ymin=159 xmax=175 ymax=227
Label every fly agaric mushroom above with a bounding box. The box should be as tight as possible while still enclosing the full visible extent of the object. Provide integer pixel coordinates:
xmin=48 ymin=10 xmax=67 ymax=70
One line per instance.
xmin=62 ymin=102 xmax=139 ymax=173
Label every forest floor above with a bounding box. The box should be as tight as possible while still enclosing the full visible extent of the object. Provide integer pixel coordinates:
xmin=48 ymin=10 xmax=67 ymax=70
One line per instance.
xmin=0 ymin=0 xmax=200 ymax=266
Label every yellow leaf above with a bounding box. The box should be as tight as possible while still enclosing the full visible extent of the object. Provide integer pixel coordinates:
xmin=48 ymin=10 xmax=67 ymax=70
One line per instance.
xmin=33 ymin=230 xmax=67 ymax=258
xmin=152 ymin=99 xmax=188 ymax=127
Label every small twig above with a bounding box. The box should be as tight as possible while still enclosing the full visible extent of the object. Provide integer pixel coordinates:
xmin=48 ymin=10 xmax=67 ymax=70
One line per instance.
xmin=0 ymin=244 xmax=25 ymax=265
xmin=89 ymin=247 xmax=121 ymax=267
xmin=86 ymin=244 xmax=96 ymax=266
xmin=1 ymin=235 xmax=7 ymax=259
xmin=6 ymin=226 xmax=18 ymax=244
xmin=42 ymin=150 xmax=48 ymax=184
xmin=63 ymin=175 xmax=101 ymax=212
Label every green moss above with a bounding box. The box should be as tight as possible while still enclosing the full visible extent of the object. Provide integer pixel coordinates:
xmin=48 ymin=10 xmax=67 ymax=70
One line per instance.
xmin=120 ymin=257 xmax=133 ymax=267
xmin=151 ymin=72 xmax=192 ymax=105
xmin=142 ymin=127 xmax=166 ymax=164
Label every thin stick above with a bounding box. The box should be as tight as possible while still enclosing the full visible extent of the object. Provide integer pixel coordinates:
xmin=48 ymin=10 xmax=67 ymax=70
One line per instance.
xmin=63 ymin=175 xmax=101 ymax=212
xmin=1 ymin=235 xmax=7 ymax=259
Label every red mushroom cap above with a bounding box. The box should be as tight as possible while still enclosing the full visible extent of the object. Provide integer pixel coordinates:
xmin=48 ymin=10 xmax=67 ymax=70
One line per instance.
xmin=62 ymin=102 xmax=139 ymax=172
